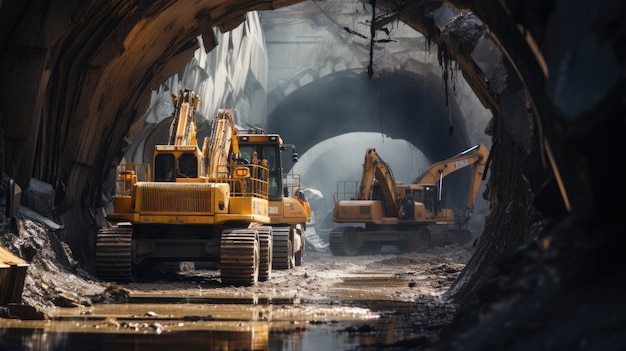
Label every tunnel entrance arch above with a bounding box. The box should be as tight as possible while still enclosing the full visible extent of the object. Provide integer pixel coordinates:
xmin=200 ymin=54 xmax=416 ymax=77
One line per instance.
xmin=266 ymin=69 xmax=472 ymax=161
xmin=266 ymin=69 xmax=478 ymax=210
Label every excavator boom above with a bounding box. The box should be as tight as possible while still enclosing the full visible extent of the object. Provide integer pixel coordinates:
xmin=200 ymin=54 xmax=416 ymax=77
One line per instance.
xmin=413 ymin=143 xmax=489 ymax=214
xmin=205 ymin=109 xmax=237 ymax=178
xmin=358 ymin=148 xmax=398 ymax=216
xmin=169 ymin=89 xmax=199 ymax=146
xmin=412 ymin=143 xmax=488 ymax=185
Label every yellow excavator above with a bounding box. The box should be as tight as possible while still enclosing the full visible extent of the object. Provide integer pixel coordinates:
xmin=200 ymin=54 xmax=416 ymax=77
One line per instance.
xmin=96 ymin=88 xmax=273 ymax=285
xmin=330 ymin=143 xmax=489 ymax=256
xmin=235 ymin=129 xmax=310 ymax=271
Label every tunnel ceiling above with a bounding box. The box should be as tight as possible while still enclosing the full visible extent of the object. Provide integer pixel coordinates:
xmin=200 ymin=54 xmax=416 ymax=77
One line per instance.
xmin=2 ymin=0 xmax=511 ymax=200
xmin=267 ymin=70 xmax=471 ymax=159
xmin=3 ymin=0 xmax=595 ymax=214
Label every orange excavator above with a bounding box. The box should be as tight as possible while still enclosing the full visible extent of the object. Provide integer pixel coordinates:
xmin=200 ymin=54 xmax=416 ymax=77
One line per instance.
xmin=329 ymin=143 xmax=489 ymax=256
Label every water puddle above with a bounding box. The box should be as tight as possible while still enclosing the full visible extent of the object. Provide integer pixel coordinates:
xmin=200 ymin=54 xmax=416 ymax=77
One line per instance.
xmin=0 ymin=299 xmax=428 ymax=350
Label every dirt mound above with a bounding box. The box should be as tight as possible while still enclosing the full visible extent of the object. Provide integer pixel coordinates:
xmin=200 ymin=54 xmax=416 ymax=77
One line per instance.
xmin=1 ymin=216 xmax=106 ymax=312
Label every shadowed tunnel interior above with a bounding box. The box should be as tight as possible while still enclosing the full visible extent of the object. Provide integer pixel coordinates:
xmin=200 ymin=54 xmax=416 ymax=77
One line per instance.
xmin=267 ymin=71 xmax=471 ymax=162
xmin=135 ymin=66 xmax=480 ymax=231
xmin=266 ymin=69 xmax=477 ymax=226
xmin=1 ymin=0 xmax=624 ymax=349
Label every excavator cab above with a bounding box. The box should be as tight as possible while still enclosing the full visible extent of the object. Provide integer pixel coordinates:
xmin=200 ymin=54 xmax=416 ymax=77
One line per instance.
xmin=177 ymin=152 xmax=198 ymax=178
xmin=421 ymin=185 xmax=439 ymax=214
xmin=154 ymin=148 xmax=201 ymax=182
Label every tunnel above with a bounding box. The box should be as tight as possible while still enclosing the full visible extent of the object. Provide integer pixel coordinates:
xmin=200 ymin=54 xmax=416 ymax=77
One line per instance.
xmin=1 ymin=0 xmax=624 ymax=349
xmin=265 ymin=68 xmax=481 ymax=232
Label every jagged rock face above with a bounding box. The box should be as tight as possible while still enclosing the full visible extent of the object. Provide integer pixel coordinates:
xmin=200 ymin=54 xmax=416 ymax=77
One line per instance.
xmin=0 ymin=0 xmax=622 ymax=306
xmin=0 ymin=0 xmax=300 ymax=264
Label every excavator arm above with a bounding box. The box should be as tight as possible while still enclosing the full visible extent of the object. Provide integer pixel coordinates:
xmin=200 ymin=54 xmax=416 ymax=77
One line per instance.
xmin=204 ymin=109 xmax=237 ymax=178
xmin=164 ymin=89 xmax=240 ymax=179
xmin=413 ymin=143 xmax=489 ymax=216
xmin=168 ymin=88 xmax=200 ymax=146
xmin=358 ymin=148 xmax=398 ymax=217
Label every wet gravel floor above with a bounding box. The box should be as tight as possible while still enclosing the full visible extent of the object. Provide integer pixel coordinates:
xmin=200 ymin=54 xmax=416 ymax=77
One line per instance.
xmin=2 ymin=219 xmax=474 ymax=350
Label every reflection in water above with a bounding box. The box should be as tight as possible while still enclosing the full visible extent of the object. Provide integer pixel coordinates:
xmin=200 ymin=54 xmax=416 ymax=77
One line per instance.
xmin=1 ymin=321 xmax=424 ymax=351
xmin=1 ymin=327 xmax=268 ymax=351
xmin=0 ymin=303 xmax=428 ymax=350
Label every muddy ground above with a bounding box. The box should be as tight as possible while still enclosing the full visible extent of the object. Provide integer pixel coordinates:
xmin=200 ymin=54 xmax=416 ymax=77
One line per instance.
xmin=1 ymin=216 xmax=475 ymax=349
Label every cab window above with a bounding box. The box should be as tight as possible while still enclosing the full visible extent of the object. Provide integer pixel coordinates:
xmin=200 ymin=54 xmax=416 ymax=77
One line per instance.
xmin=155 ymin=153 xmax=175 ymax=181
xmin=178 ymin=153 xmax=198 ymax=178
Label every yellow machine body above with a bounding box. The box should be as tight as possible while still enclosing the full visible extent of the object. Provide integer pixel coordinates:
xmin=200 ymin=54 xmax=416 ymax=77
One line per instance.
xmin=330 ymin=143 xmax=489 ymax=256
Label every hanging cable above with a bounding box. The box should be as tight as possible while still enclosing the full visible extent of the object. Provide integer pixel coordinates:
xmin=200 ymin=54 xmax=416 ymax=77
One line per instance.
xmin=368 ymin=0 xmax=377 ymax=79
xmin=447 ymin=96 xmax=454 ymax=136
xmin=379 ymin=82 xmax=384 ymax=142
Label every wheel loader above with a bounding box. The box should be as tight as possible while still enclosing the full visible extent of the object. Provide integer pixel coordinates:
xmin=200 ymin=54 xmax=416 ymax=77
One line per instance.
xmin=330 ymin=143 xmax=489 ymax=256
xmin=96 ymin=88 xmax=273 ymax=285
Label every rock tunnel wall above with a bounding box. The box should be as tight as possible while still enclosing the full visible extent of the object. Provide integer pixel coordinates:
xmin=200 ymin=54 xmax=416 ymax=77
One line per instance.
xmin=121 ymin=11 xmax=270 ymax=167
xmin=0 ymin=0 xmax=297 ymax=267
xmin=0 ymin=0 xmax=576 ymax=276
xmin=1 ymin=2 xmax=623 ymax=345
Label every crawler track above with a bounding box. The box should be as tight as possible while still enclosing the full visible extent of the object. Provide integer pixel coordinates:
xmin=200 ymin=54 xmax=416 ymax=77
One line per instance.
xmin=272 ymin=227 xmax=293 ymax=269
xmin=329 ymin=226 xmax=360 ymax=256
xmin=428 ymin=225 xmax=472 ymax=247
xmin=329 ymin=225 xmax=470 ymax=256
xmin=95 ymin=226 xmax=133 ymax=282
xmin=220 ymin=229 xmax=259 ymax=286
xmin=257 ymin=226 xmax=273 ymax=281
